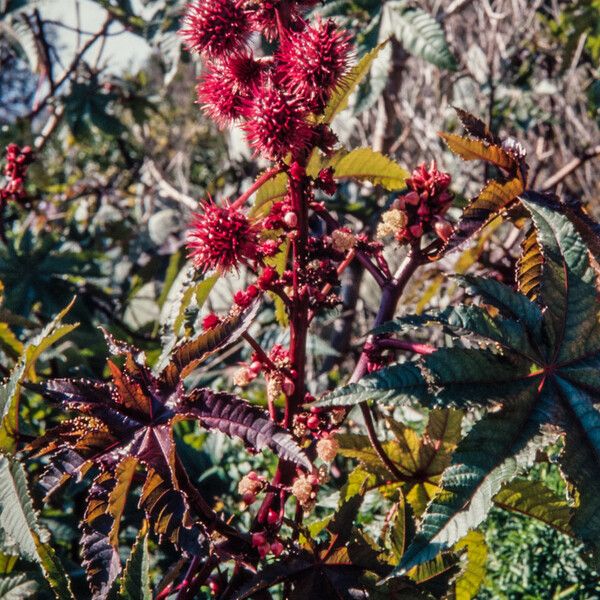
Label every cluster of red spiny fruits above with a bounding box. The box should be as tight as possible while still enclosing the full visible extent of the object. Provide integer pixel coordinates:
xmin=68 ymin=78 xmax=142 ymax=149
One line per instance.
xmin=180 ymin=0 xmax=454 ymax=557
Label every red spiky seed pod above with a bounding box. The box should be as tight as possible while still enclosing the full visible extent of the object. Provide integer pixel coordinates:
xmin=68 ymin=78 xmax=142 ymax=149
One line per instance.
xmin=196 ymin=54 xmax=262 ymax=127
xmin=186 ymin=199 xmax=260 ymax=273
xmin=181 ymin=0 xmax=250 ymax=58
xmin=277 ymin=18 xmax=352 ymax=112
xmin=243 ymin=84 xmax=313 ymax=160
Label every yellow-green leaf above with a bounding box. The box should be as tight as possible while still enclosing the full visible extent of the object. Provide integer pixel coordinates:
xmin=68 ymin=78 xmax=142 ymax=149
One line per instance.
xmin=329 ymin=148 xmax=409 ymax=191
xmin=321 ymin=42 xmax=388 ymax=124
xmin=251 ymin=172 xmax=288 ymax=218
xmin=453 ymin=531 xmax=487 ymax=600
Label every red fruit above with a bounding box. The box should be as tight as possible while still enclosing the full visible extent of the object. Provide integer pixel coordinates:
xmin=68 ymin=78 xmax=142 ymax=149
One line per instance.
xmin=270 ymin=541 xmax=284 ymax=556
xmin=186 ymin=199 xmax=260 ymax=273
xmin=180 ymin=0 xmax=250 ymax=58
xmin=247 ymin=0 xmax=319 ymax=41
xmin=242 ymin=492 xmax=257 ymax=504
xmin=242 ymin=84 xmax=312 ymax=160
xmin=250 ymin=361 xmax=263 ymax=374
xmin=282 ymin=380 xmax=295 ymax=396
xmin=196 ymin=54 xmax=261 ymax=127
xmin=434 ymin=218 xmax=454 ymax=242
xmin=277 ymin=18 xmax=352 ymax=112
xmin=307 ymin=415 xmax=320 ymax=429
xmin=202 ymin=313 xmax=221 ymax=330
xmin=267 ymin=509 xmax=280 ymax=525
xmin=258 ymin=542 xmax=271 ymax=558
xmin=283 ymin=211 xmax=298 ymax=228
xmin=252 ymin=532 xmax=267 ymax=547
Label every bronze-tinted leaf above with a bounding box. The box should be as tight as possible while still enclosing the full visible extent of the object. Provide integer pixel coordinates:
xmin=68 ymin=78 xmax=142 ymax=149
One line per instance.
xmin=161 ymin=301 xmax=259 ymax=389
xmin=517 ymin=227 xmax=543 ymax=301
xmin=441 ymin=177 xmax=524 ymax=254
xmin=439 ymin=133 xmax=515 ymax=171
xmin=453 ymin=108 xmax=498 ymax=145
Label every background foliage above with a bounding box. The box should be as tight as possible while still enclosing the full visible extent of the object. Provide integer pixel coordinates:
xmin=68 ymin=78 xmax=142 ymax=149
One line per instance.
xmin=0 ymin=0 xmax=599 ymax=598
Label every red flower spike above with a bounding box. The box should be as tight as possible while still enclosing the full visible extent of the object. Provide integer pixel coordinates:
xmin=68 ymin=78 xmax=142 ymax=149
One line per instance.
xmin=186 ymin=199 xmax=260 ymax=273
xmin=181 ymin=0 xmax=250 ymax=58
xmin=1 ymin=144 xmax=33 ymax=203
xmin=277 ymin=18 xmax=352 ymax=112
xmin=242 ymin=84 xmax=312 ymax=160
xmin=196 ymin=54 xmax=261 ymax=127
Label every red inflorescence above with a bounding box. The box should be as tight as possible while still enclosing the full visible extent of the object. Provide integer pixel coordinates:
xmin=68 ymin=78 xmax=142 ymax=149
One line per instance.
xmin=390 ymin=161 xmax=454 ymax=243
xmin=181 ymin=0 xmax=250 ymax=58
xmin=277 ymin=18 xmax=352 ymax=112
xmin=196 ymin=54 xmax=262 ymax=127
xmin=1 ymin=144 xmax=33 ymax=203
xmin=243 ymin=84 xmax=312 ymax=160
xmin=186 ymin=199 xmax=260 ymax=273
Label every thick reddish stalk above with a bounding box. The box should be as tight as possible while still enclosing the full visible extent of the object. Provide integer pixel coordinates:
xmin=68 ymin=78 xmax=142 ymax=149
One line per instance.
xmin=285 ymin=166 xmax=310 ymax=425
xmin=349 ymin=247 xmax=423 ymax=479
xmin=230 ymin=166 xmax=282 ymax=210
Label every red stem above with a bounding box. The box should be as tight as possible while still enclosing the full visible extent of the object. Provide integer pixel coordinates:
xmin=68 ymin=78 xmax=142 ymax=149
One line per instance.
xmin=230 ymin=166 xmax=282 ymax=210
xmin=376 ymin=337 xmax=435 ymax=355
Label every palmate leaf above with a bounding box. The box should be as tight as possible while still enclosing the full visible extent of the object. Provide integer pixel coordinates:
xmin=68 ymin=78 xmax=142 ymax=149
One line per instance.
xmin=28 ymin=326 xmax=309 ymax=598
xmin=492 ymin=478 xmax=573 ymax=535
xmin=337 ymin=410 xmax=462 ymax=517
xmin=388 ymin=5 xmax=458 ymax=71
xmin=232 ymin=489 xmax=388 ymax=600
xmin=516 ymin=226 xmax=543 ymax=300
xmin=0 ymin=299 xmax=78 ymax=452
xmin=0 ymin=573 xmax=38 ymax=599
xmin=320 ymin=194 xmax=600 ymax=574
xmin=452 ymin=531 xmax=487 ymax=600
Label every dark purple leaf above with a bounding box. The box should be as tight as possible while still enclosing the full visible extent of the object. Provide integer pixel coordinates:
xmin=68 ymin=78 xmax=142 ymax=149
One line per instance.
xmin=182 ymin=389 xmax=311 ymax=470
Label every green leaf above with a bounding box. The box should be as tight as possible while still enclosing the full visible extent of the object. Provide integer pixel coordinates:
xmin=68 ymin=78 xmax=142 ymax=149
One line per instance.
xmin=388 ymin=6 xmax=457 ymax=70
xmin=0 ymin=456 xmax=74 ymax=599
xmin=329 ymin=148 xmax=409 ymax=191
xmin=453 ymin=531 xmax=488 ymax=600
xmin=492 ymin=478 xmax=573 ymax=535
xmin=0 ymin=300 xmax=78 ymax=452
xmin=394 ymin=397 xmax=549 ymax=577
xmin=117 ymin=532 xmax=151 ymax=600
xmin=250 ymin=172 xmax=288 ymax=218
xmin=381 ymin=196 xmax=600 ymax=574
xmin=0 ymin=573 xmax=38 ymax=599
xmin=321 ymin=42 xmax=388 ymax=123
xmin=312 ymin=362 xmax=431 ymax=408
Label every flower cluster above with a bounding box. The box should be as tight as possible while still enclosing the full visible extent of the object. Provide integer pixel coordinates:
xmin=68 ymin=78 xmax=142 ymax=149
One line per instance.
xmin=181 ymin=0 xmax=352 ymax=159
xmin=378 ymin=161 xmax=454 ymax=243
xmin=1 ymin=144 xmax=33 ymax=203
xmin=186 ymin=199 xmax=262 ymax=273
